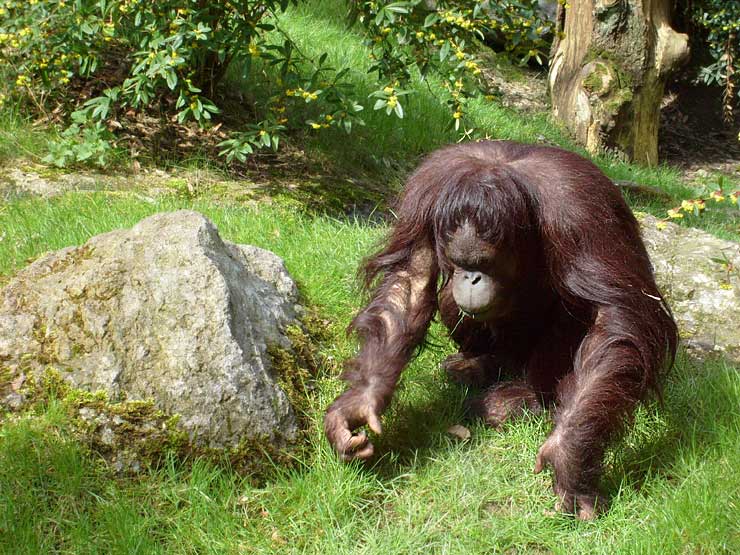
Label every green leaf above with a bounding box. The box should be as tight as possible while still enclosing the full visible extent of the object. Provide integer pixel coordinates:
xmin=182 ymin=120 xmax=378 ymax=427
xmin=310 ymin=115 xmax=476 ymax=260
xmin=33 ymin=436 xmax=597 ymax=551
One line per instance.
xmin=386 ymin=3 xmax=410 ymax=14
xmin=165 ymin=70 xmax=177 ymax=90
xmin=440 ymin=40 xmax=451 ymax=62
xmin=76 ymin=144 xmax=94 ymax=161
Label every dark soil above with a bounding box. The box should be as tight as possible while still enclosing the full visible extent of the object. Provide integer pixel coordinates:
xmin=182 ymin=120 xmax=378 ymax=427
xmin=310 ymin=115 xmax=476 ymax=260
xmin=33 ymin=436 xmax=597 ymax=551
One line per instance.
xmin=659 ymin=84 xmax=740 ymax=183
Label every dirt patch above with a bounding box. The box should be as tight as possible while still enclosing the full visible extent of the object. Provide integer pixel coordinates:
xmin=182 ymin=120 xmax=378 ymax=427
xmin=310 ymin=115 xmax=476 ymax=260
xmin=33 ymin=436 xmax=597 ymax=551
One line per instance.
xmin=480 ymin=54 xmax=550 ymax=114
xmin=0 ymin=158 xmax=389 ymax=223
xmin=659 ymin=84 xmax=740 ymax=184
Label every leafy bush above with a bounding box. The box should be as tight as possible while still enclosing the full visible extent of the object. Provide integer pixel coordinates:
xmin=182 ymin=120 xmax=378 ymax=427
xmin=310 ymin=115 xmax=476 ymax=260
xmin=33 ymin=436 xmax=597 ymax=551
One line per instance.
xmin=352 ymin=0 xmax=554 ymax=130
xmin=687 ymin=0 xmax=740 ymax=124
xmin=0 ymin=0 xmax=553 ymax=166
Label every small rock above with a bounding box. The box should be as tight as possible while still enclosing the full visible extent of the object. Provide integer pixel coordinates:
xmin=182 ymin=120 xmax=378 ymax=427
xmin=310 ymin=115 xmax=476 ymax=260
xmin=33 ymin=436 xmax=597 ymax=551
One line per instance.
xmin=447 ymin=424 xmax=471 ymax=441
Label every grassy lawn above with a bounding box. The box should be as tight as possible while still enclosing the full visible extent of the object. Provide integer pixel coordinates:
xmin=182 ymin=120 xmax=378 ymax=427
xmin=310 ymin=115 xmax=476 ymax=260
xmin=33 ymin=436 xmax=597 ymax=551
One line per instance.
xmin=1 ymin=193 xmax=739 ymax=554
xmin=1 ymin=0 xmax=739 ymax=553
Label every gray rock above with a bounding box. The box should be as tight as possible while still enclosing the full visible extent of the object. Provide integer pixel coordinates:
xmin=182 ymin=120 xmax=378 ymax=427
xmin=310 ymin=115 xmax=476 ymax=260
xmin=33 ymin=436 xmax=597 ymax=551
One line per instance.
xmin=0 ymin=210 xmax=301 ymax=447
xmin=3 ymin=168 xmax=99 ymax=198
xmin=640 ymin=214 xmax=740 ymax=361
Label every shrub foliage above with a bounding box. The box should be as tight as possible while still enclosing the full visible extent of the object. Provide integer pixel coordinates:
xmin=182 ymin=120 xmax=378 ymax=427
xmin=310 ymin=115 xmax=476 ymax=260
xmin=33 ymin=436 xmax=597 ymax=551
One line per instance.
xmin=687 ymin=0 xmax=740 ymax=125
xmin=0 ymin=0 xmax=553 ymax=165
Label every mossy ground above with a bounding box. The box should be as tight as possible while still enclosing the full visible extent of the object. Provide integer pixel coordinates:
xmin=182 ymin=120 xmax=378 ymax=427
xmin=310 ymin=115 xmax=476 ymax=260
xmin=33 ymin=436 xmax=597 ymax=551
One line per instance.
xmin=4 ymin=362 xmax=312 ymax=480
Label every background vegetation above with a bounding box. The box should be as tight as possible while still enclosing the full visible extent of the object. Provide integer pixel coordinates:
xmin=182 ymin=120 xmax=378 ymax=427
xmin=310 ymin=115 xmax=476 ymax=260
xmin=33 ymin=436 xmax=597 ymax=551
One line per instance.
xmin=686 ymin=0 xmax=740 ymax=125
xmin=0 ymin=0 xmax=553 ymax=166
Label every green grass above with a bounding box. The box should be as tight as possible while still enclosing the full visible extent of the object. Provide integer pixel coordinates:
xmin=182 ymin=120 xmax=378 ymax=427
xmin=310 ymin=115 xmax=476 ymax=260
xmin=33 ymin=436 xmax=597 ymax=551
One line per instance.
xmin=0 ymin=101 xmax=53 ymax=163
xmin=1 ymin=192 xmax=739 ymax=554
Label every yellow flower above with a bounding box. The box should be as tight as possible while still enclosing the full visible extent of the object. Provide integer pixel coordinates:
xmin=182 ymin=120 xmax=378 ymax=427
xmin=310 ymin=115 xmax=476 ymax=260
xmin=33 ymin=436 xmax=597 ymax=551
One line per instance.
xmin=310 ymin=122 xmax=321 ymax=129
xmin=667 ymin=208 xmax=683 ymax=219
xmin=680 ymin=199 xmax=695 ymax=212
xmin=453 ymin=111 xmax=462 ymax=119
xmin=655 ymin=221 xmax=667 ymax=230
xmin=710 ymin=190 xmax=725 ymax=202
xmin=383 ymin=86 xmax=394 ymax=95
xmin=248 ymin=43 xmax=259 ymax=56
xmin=464 ymin=61 xmax=481 ymax=75
xmin=387 ymin=95 xmax=397 ymax=108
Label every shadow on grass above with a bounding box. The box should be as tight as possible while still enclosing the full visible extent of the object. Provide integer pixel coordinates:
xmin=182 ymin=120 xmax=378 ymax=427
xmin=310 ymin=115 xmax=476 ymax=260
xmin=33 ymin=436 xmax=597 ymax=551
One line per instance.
xmin=603 ymin=351 xmax=739 ymax=491
xmin=369 ymin=383 xmax=472 ymax=478
xmin=246 ymin=173 xmax=393 ymax=225
xmin=347 ymin=348 xmax=738 ymax=508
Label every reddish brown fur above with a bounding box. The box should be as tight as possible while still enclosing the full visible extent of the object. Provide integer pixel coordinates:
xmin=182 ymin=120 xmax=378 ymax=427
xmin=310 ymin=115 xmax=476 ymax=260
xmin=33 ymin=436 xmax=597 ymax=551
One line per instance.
xmin=324 ymin=141 xmax=678 ymax=518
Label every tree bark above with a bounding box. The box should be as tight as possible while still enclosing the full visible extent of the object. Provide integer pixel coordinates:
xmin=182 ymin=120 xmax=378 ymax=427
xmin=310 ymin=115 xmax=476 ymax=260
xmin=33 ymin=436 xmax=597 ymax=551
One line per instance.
xmin=548 ymin=0 xmax=689 ymax=166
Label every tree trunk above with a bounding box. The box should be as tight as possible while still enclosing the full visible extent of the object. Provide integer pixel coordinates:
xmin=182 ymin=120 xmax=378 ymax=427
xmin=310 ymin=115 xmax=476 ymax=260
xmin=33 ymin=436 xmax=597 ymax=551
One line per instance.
xmin=548 ymin=0 xmax=689 ymax=166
